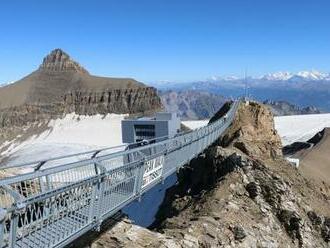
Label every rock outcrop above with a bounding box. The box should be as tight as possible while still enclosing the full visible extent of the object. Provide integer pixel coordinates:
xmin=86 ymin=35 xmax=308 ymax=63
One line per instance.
xmin=76 ymin=218 xmax=182 ymax=248
xmin=83 ymin=101 xmax=330 ymax=247
xmin=216 ymin=101 xmax=282 ymax=160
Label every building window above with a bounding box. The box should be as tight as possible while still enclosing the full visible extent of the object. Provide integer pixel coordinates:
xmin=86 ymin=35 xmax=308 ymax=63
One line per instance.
xmin=134 ymin=124 xmax=155 ymax=141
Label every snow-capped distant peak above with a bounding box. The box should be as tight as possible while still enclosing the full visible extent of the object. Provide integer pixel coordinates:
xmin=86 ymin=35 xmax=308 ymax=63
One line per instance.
xmin=225 ymin=75 xmax=240 ymax=81
xmin=206 ymin=70 xmax=330 ymax=83
xmin=261 ymin=70 xmax=330 ymax=81
xmin=209 ymin=76 xmax=219 ymax=81
xmin=209 ymin=75 xmax=239 ymax=81
xmin=0 ymin=81 xmax=14 ymax=87
xmin=296 ymin=70 xmax=329 ymax=81
xmin=262 ymin=72 xmax=293 ymax=81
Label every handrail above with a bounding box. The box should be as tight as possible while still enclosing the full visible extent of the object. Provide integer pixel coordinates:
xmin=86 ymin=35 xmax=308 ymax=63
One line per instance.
xmin=0 ymin=134 xmax=174 ymax=171
xmin=0 ymin=100 xmax=240 ymax=248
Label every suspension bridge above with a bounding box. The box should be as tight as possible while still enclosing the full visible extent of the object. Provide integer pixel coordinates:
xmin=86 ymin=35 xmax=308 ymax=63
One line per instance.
xmin=0 ymin=100 xmax=240 ymax=248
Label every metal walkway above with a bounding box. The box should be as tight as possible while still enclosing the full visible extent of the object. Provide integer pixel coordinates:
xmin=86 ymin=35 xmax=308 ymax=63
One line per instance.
xmin=0 ymin=100 xmax=240 ymax=248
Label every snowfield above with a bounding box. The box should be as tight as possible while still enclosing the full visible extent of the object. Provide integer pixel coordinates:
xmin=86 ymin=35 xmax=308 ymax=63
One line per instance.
xmin=182 ymin=120 xmax=209 ymax=130
xmin=3 ymin=109 xmax=330 ymax=169
xmin=182 ymin=113 xmax=330 ymax=147
xmin=1 ymin=113 xmax=127 ymax=167
xmin=274 ymin=113 xmax=330 ymax=146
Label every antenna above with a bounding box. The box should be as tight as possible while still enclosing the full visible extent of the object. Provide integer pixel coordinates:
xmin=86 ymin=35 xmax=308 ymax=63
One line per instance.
xmin=244 ymin=68 xmax=248 ymax=100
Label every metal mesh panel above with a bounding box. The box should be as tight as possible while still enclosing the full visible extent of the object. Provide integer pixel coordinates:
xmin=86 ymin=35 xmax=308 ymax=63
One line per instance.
xmin=12 ymin=181 xmax=96 ymax=248
xmin=46 ymin=163 xmax=96 ymax=190
xmin=9 ymin=179 xmax=41 ymax=199
xmin=99 ymin=164 xmax=140 ymax=218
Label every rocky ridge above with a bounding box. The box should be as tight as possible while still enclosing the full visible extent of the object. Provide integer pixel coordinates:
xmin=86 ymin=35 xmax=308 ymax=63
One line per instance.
xmin=81 ymin=101 xmax=330 ymax=248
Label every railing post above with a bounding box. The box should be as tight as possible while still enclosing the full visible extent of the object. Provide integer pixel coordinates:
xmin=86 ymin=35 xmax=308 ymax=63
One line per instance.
xmin=161 ymin=145 xmax=168 ymax=183
xmin=45 ymin=175 xmax=51 ymax=190
xmin=92 ymin=162 xmax=106 ymax=230
xmin=39 ymin=177 xmax=47 ymax=192
xmin=134 ymin=159 xmax=146 ymax=201
xmin=88 ymin=180 xmax=98 ymax=223
xmin=0 ymin=208 xmax=6 ymax=247
xmin=8 ymin=212 xmax=18 ymax=248
xmin=1 ymin=185 xmax=26 ymax=248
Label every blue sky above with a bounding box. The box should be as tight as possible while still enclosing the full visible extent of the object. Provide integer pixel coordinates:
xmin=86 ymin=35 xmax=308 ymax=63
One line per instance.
xmin=0 ymin=0 xmax=330 ymax=83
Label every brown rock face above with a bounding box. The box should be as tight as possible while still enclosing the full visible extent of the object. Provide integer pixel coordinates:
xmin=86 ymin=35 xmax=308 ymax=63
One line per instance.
xmin=39 ymin=49 xmax=89 ymax=74
xmin=63 ymin=87 xmax=162 ymax=115
xmin=151 ymin=146 xmax=330 ymax=247
xmin=219 ymin=101 xmax=283 ymax=160
xmin=77 ymin=218 xmax=182 ymax=248
xmin=0 ymin=87 xmax=161 ymax=128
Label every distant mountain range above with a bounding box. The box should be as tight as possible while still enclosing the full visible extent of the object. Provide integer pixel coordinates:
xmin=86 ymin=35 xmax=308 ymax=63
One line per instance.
xmin=161 ymin=90 xmax=319 ymax=120
xmin=160 ymin=90 xmax=227 ymax=120
xmin=205 ymin=71 xmax=330 ymax=82
xmin=151 ymin=70 xmax=330 ymax=112
xmin=263 ymin=100 xmax=321 ymax=116
xmin=260 ymin=71 xmax=330 ymax=81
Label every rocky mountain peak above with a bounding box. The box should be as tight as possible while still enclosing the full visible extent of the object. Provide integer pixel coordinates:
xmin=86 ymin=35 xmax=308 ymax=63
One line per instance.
xmin=39 ymin=48 xmax=89 ymax=74
xmin=209 ymin=101 xmax=282 ymax=160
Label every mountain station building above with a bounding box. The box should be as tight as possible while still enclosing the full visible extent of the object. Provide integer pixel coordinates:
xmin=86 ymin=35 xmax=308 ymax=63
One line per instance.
xmin=121 ymin=112 xmax=181 ymax=143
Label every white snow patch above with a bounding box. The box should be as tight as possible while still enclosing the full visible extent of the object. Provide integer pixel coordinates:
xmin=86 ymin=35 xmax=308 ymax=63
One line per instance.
xmin=262 ymin=71 xmax=293 ymax=81
xmin=286 ymin=157 xmax=300 ymax=168
xmin=1 ymin=113 xmax=127 ymax=167
xmin=182 ymin=120 xmax=209 ymax=130
xmin=274 ymin=113 xmax=330 ymax=146
xmin=0 ymin=81 xmax=15 ymax=87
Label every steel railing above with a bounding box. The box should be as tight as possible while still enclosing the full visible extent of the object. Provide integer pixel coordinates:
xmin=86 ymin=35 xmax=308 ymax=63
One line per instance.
xmin=0 ymin=100 xmax=240 ymax=248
